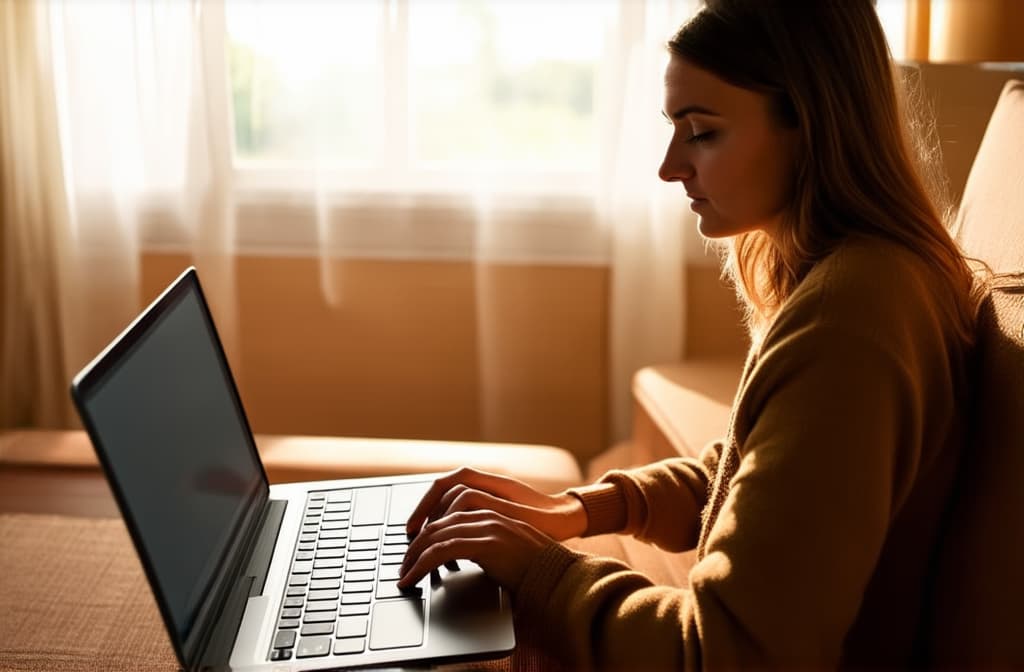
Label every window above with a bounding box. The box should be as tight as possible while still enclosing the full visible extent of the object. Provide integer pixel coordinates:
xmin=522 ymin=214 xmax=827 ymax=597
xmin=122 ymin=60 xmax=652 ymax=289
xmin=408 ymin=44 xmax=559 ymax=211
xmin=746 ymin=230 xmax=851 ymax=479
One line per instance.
xmin=226 ymin=0 xmax=616 ymax=191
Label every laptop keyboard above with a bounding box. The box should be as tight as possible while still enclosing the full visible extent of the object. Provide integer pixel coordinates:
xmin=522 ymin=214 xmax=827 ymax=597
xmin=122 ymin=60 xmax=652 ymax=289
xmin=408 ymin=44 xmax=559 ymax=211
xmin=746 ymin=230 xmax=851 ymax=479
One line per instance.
xmin=268 ymin=484 xmax=431 ymax=662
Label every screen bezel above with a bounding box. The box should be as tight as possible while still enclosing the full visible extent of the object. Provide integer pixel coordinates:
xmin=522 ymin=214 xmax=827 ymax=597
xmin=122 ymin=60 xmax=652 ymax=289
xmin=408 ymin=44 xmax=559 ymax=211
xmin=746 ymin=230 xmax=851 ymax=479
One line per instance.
xmin=70 ymin=267 xmax=270 ymax=668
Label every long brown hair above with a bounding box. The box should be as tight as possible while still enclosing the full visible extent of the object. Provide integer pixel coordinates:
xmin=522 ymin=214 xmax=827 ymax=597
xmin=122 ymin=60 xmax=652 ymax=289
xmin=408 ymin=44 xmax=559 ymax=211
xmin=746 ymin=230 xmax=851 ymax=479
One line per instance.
xmin=668 ymin=0 xmax=979 ymax=343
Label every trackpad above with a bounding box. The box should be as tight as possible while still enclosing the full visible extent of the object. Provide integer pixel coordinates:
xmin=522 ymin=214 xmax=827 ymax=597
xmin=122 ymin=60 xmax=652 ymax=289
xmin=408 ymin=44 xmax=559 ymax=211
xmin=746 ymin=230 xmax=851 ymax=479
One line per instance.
xmin=368 ymin=598 xmax=425 ymax=650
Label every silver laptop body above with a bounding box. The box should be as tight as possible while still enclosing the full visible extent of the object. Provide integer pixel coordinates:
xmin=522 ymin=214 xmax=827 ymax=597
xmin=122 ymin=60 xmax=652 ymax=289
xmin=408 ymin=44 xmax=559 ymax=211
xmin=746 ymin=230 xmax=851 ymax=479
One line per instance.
xmin=70 ymin=267 xmax=514 ymax=671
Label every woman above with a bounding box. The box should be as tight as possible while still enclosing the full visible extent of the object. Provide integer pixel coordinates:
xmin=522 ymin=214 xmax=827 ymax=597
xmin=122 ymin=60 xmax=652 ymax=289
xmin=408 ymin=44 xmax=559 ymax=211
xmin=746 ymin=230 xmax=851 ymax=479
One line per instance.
xmin=398 ymin=1 xmax=980 ymax=668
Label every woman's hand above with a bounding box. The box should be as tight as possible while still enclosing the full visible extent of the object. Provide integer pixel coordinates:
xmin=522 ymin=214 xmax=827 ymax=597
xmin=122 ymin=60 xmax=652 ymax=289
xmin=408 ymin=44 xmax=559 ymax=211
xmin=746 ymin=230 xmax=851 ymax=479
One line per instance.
xmin=397 ymin=509 xmax=553 ymax=592
xmin=404 ymin=467 xmax=588 ymax=542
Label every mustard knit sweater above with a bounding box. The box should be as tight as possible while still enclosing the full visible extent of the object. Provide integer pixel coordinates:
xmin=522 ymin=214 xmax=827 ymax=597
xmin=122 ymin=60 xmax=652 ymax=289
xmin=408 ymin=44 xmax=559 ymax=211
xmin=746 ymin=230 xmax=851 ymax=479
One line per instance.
xmin=513 ymin=238 xmax=972 ymax=670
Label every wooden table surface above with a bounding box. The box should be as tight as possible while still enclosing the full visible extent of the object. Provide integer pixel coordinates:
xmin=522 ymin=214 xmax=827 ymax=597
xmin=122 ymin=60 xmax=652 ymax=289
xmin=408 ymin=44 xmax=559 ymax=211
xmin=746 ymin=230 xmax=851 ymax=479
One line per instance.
xmin=0 ymin=464 xmax=120 ymax=518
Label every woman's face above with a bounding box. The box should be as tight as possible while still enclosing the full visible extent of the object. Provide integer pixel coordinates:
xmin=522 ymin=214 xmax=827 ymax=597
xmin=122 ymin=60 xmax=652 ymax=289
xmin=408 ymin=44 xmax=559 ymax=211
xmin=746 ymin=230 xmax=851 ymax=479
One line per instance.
xmin=659 ymin=55 xmax=800 ymax=239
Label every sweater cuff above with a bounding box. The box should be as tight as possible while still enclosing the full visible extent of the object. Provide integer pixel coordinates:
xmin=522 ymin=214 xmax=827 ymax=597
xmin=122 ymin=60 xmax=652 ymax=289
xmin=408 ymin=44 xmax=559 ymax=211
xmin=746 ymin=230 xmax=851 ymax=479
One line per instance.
xmin=567 ymin=482 xmax=627 ymax=536
xmin=515 ymin=541 xmax=582 ymax=614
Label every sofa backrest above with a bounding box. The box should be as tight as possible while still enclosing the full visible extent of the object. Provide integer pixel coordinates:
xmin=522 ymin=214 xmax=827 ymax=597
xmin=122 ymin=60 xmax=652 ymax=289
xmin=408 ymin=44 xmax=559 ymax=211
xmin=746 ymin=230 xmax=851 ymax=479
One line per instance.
xmin=926 ymin=79 xmax=1024 ymax=667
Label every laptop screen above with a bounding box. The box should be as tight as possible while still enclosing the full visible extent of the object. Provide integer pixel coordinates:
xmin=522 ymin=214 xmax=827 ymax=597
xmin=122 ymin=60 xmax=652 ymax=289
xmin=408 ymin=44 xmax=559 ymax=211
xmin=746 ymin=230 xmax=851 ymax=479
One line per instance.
xmin=77 ymin=275 xmax=264 ymax=644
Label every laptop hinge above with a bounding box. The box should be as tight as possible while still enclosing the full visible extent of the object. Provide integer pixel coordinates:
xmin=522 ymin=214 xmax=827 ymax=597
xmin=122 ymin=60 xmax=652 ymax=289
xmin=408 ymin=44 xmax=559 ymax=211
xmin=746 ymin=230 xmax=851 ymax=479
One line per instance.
xmin=193 ymin=498 xmax=287 ymax=671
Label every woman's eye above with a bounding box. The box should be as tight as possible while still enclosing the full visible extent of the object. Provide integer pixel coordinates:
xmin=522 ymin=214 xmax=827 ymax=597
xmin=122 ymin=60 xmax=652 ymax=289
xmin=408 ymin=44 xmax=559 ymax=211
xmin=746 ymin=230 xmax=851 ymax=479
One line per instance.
xmin=685 ymin=130 xmax=716 ymax=145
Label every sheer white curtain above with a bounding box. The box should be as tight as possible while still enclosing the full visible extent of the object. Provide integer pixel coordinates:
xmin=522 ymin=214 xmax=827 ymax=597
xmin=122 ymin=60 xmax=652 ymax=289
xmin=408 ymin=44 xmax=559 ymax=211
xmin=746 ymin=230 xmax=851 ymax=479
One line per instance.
xmin=23 ymin=0 xmax=697 ymax=448
xmin=0 ymin=0 xmax=71 ymax=428
xmin=260 ymin=0 xmax=699 ymax=446
xmin=600 ymin=0 xmax=695 ymax=442
xmin=48 ymin=0 xmax=239 ymax=381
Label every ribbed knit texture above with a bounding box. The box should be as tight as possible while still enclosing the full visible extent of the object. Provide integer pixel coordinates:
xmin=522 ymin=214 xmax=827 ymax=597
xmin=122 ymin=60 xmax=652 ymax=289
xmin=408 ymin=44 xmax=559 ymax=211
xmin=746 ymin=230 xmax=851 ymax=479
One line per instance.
xmin=567 ymin=482 xmax=627 ymax=536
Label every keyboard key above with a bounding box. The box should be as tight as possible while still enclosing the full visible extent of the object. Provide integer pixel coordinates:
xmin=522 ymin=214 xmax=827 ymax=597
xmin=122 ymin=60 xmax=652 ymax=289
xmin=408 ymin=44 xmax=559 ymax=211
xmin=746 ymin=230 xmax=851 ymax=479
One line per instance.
xmin=300 ymin=533 xmax=317 ymax=543
xmin=301 ymin=622 xmax=335 ymax=637
xmin=334 ymin=637 xmax=365 ymax=655
xmin=344 ymin=570 xmax=376 ymax=583
xmin=344 ymin=557 xmax=376 ymax=569
xmin=295 ymin=551 xmax=315 ymax=561
xmin=385 ymin=525 xmax=408 ymax=536
xmin=303 ymin=611 xmax=337 ymax=623
xmin=323 ymin=513 xmax=350 ymax=522
xmin=321 ymin=521 xmax=348 ymax=531
xmin=310 ymin=492 xmax=326 ymax=500
xmin=383 ymin=534 xmax=409 ymax=545
xmin=327 ymin=490 xmax=352 ymax=502
xmin=314 ymin=559 xmax=344 ymax=569
xmin=325 ymin=502 xmax=352 ymax=513
xmin=310 ymin=579 xmax=341 ymax=591
xmin=319 ymin=530 xmax=348 ymax=540
xmin=288 ymin=575 xmax=309 ymax=587
xmin=351 ymin=527 xmax=381 ymax=542
xmin=342 ymin=582 xmax=373 ymax=593
xmin=286 ymin=587 xmax=307 ymax=597
xmin=296 ymin=636 xmax=332 ymax=658
xmin=270 ymin=647 xmax=292 ymax=661
xmin=336 ymin=616 xmax=368 ymax=638
xmin=281 ymin=608 xmax=301 ymax=619
xmin=278 ymin=618 xmax=300 ymax=629
xmin=353 ymin=488 xmax=387 ymax=526
xmin=379 ymin=554 xmax=403 ymax=565
xmin=307 ymin=589 xmax=340 ymax=601
xmin=340 ymin=604 xmax=370 ymax=616
xmin=369 ymin=598 xmax=424 ymax=649
xmin=292 ymin=561 xmax=313 ymax=574
xmin=379 ymin=565 xmax=402 ymax=581
xmin=298 ymin=542 xmax=315 ymax=552
xmin=315 ymin=549 xmax=345 ymax=559
xmin=377 ymin=580 xmax=415 ymax=599
xmin=312 ymin=568 xmax=343 ymax=580
xmin=317 ymin=539 xmax=347 ymax=550
xmin=348 ymin=551 xmax=377 ymax=562
xmin=387 ymin=483 xmax=431 ymax=526
xmin=341 ymin=593 xmax=372 ymax=605
xmin=348 ymin=540 xmax=379 ymax=552
xmin=305 ymin=600 xmax=339 ymax=612
xmin=345 ymin=560 xmax=376 ymax=572
xmin=283 ymin=597 xmax=304 ymax=609
xmin=273 ymin=630 xmax=297 ymax=649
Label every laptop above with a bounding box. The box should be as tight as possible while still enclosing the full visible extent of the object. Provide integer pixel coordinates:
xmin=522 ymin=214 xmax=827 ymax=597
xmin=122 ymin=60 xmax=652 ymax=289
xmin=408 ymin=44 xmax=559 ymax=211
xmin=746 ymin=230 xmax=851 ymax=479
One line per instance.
xmin=70 ymin=267 xmax=515 ymax=671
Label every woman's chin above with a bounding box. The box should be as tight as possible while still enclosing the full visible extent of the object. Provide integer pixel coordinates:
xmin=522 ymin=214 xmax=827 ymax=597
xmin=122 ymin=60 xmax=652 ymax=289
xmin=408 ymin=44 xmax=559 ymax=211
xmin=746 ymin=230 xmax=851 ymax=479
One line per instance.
xmin=697 ymin=216 xmax=732 ymax=240
xmin=697 ymin=215 xmax=761 ymax=240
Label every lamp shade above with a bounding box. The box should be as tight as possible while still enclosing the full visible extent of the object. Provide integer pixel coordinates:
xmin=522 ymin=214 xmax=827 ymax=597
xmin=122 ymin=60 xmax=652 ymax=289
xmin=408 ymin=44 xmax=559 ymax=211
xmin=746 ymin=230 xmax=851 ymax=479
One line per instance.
xmin=929 ymin=0 xmax=1024 ymax=62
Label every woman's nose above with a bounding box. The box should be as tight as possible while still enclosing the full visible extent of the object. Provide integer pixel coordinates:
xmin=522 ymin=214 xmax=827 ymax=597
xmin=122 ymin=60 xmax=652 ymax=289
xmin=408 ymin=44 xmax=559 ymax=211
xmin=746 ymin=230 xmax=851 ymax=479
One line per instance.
xmin=658 ymin=142 xmax=694 ymax=183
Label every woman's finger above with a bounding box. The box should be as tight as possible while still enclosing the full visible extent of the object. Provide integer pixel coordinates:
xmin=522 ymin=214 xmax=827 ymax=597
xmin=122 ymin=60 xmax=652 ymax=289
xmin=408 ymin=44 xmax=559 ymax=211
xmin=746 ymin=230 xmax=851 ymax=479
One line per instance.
xmin=406 ymin=468 xmax=484 ymax=535
xmin=405 ymin=467 xmax=553 ymax=535
xmin=398 ymin=511 xmax=550 ymax=590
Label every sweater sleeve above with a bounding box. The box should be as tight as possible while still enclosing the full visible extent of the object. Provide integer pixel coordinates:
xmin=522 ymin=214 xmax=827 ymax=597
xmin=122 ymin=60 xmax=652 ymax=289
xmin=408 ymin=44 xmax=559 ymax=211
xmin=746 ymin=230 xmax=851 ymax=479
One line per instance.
xmin=514 ymin=307 xmax=928 ymax=669
xmin=568 ymin=447 xmax=718 ymax=551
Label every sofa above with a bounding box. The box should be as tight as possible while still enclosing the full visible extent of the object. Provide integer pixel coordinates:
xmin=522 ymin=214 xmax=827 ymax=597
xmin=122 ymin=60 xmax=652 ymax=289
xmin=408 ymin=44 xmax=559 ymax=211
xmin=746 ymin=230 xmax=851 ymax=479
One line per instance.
xmin=1 ymin=79 xmax=1021 ymax=667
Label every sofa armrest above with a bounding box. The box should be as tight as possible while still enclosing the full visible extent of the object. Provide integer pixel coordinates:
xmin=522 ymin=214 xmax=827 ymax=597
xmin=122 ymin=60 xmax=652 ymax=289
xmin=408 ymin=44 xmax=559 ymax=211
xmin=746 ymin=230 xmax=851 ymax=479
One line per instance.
xmin=630 ymin=358 xmax=743 ymax=463
xmin=0 ymin=430 xmax=583 ymax=494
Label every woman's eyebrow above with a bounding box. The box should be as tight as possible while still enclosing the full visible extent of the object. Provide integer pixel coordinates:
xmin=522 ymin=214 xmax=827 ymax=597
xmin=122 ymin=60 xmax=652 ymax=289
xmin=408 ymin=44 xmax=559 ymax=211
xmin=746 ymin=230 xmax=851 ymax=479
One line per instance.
xmin=662 ymin=104 xmax=719 ymax=121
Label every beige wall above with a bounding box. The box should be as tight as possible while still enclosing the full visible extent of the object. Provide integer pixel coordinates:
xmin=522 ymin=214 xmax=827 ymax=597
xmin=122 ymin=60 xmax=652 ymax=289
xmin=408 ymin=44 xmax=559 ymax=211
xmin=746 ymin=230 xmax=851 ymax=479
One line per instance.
xmin=141 ymin=254 xmax=745 ymax=465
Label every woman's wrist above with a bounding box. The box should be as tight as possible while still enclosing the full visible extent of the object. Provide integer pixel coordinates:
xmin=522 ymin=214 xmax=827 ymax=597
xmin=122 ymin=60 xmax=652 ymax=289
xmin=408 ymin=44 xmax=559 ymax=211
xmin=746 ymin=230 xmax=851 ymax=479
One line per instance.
xmin=564 ymin=482 xmax=628 ymax=537
xmin=552 ymin=491 xmax=589 ymax=539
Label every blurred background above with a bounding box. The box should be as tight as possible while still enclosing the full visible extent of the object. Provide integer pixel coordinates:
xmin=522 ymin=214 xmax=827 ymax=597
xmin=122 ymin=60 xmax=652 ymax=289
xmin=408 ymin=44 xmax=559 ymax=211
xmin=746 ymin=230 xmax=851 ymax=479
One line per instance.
xmin=2 ymin=0 xmax=1020 ymax=467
